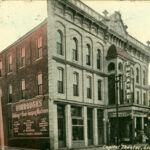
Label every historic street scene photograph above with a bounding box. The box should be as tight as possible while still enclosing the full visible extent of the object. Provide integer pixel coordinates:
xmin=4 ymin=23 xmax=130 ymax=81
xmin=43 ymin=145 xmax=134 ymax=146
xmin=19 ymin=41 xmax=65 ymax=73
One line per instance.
xmin=0 ymin=0 xmax=150 ymax=149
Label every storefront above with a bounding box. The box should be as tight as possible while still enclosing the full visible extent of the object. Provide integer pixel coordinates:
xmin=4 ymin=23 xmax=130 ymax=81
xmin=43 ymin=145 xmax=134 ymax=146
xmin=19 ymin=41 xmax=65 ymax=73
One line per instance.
xmin=56 ymin=103 xmax=105 ymax=149
xmin=108 ymin=109 xmax=149 ymax=145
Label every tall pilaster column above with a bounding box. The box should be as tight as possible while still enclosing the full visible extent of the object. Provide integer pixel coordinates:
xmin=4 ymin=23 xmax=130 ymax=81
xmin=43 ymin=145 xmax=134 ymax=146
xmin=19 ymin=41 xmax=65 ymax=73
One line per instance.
xmin=141 ymin=117 xmax=144 ymax=131
xmin=48 ymin=101 xmax=58 ymax=150
xmin=93 ymin=108 xmax=98 ymax=145
xmin=65 ymin=104 xmax=72 ymax=148
xmin=103 ymin=109 xmax=108 ymax=144
xmin=83 ymin=106 xmax=88 ymax=146
xmin=134 ymin=117 xmax=137 ymax=137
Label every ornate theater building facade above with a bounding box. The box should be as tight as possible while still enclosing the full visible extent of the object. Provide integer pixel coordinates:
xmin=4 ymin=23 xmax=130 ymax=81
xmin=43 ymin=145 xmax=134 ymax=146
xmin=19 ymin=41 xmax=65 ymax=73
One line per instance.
xmin=0 ymin=0 xmax=150 ymax=149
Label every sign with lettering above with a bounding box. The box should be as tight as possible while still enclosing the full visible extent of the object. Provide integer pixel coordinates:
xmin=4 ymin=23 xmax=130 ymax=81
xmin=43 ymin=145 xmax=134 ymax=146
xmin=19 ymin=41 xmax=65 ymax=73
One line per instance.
xmin=125 ymin=62 xmax=131 ymax=100
xmin=9 ymin=98 xmax=49 ymax=137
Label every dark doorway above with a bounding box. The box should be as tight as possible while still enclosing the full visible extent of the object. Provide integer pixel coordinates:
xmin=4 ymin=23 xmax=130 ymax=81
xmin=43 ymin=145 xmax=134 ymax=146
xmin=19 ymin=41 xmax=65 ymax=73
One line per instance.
xmin=108 ymin=75 xmax=116 ymax=105
xmin=87 ymin=108 xmax=93 ymax=145
xmin=57 ymin=105 xmax=66 ymax=148
xmin=97 ymin=109 xmax=104 ymax=145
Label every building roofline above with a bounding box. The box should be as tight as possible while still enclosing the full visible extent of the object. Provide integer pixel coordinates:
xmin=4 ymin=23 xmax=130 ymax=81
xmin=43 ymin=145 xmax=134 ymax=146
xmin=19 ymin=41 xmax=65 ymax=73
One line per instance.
xmin=0 ymin=18 xmax=47 ymax=55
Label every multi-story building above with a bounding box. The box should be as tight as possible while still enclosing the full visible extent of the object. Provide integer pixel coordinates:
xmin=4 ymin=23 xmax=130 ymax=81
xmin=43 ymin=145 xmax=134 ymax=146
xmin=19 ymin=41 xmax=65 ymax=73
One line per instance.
xmin=0 ymin=0 xmax=150 ymax=149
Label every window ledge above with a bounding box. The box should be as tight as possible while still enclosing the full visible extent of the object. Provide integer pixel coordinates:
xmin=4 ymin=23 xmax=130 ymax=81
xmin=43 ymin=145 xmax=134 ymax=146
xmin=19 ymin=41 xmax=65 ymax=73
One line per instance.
xmin=7 ymin=72 xmax=13 ymax=75
xmin=34 ymin=57 xmax=43 ymax=62
xmin=18 ymin=66 xmax=25 ymax=70
xmin=36 ymin=95 xmax=43 ymax=98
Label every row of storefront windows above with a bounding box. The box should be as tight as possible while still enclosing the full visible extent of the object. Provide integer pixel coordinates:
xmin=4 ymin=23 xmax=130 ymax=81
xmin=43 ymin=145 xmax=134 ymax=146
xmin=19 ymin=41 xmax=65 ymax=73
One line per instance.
xmin=57 ymin=105 xmax=104 ymax=148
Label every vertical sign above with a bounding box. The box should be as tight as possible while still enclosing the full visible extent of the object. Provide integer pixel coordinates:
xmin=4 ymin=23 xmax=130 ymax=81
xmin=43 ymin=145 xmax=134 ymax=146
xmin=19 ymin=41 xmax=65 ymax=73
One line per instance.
xmin=125 ymin=62 xmax=131 ymax=101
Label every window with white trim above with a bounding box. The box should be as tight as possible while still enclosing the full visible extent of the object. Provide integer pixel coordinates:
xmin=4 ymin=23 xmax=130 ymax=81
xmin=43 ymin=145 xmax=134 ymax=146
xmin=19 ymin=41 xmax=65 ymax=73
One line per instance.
xmin=20 ymin=48 xmax=25 ymax=67
xmin=8 ymin=84 xmax=12 ymax=103
xmin=72 ymin=38 xmax=78 ymax=61
xmin=87 ymin=76 xmax=92 ymax=99
xmin=73 ymin=72 xmax=79 ymax=96
xmin=36 ymin=37 xmax=42 ymax=59
xmin=37 ymin=73 xmax=42 ymax=95
xmin=86 ymin=44 xmax=91 ymax=66
xmin=57 ymin=68 xmax=63 ymax=93
xmin=20 ymin=79 xmax=25 ymax=99
xmin=56 ymin=31 xmax=63 ymax=55
xmin=8 ymin=55 xmax=12 ymax=72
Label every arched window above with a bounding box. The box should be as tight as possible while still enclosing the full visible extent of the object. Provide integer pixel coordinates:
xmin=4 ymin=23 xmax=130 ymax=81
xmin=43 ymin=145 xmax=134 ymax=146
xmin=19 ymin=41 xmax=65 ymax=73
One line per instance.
xmin=20 ymin=79 xmax=25 ymax=99
xmin=8 ymin=84 xmax=12 ymax=103
xmin=37 ymin=73 xmax=43 ymax=95
xmin=56 ymin=30 xmax=63 ymax=55
xmin=97 ymin=49 xmax=101 ymax=69
xmin=118 ymin=62 xmax=123 ymax=71
xmin=86 ymin=44 xmax=91 ymax=66
xmin=143 ymin=70 xmax=146 ymax=85
xmin=108 ymin=63 xmax=115 ymax=72
xmin=136 ymin=68 xmax=139 ymax=83
xmin=72 ymin=38 xmax=78 ymax=61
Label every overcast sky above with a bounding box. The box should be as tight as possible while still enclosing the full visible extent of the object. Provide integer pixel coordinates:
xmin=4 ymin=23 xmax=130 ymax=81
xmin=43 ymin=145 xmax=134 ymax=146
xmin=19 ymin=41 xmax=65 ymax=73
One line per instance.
xmin=0 ymin=0 xmax=150 ymax=83
xmin=0 ymin=0 xmax=150 ymax=50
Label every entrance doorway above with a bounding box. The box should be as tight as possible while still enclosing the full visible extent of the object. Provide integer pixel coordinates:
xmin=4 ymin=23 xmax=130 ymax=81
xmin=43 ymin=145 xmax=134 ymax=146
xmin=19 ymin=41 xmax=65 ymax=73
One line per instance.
xmin=87 ymin=108 xmax=93 ymax=145
xmin=97 ymin=109 xmax=104 ymax=145
xmin=57 ymin=105 xmax=66 ymax=148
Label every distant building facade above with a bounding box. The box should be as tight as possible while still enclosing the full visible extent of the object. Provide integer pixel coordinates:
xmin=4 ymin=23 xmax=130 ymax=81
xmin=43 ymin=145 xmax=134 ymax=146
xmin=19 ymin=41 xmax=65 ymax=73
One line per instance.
xmin=0 ymin=0 xmax=150 ymax=149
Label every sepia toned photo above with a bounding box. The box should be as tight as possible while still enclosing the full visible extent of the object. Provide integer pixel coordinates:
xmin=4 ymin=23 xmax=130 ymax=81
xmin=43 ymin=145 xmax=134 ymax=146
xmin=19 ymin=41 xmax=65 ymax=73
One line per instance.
xmin=0 ymin=0 xmax=150 ymax=149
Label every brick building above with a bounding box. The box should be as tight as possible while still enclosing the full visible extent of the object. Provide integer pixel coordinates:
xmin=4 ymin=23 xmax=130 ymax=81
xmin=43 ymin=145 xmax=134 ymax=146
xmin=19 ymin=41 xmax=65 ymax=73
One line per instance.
xmin=0 ymin=21 xmax=49 ymax=149
xmin=0 ymin=0 xmax=150 ymax=149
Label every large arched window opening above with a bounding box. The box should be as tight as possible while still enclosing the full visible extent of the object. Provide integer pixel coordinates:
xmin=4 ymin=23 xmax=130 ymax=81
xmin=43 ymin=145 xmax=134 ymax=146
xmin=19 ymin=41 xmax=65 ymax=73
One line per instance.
xmin=72 ymin=38 xmax=78 ymax=61
xmin=108 ymin=62 xmax=115 ymax=72
xmin=56 ymin=30 xmax=63 ymax=55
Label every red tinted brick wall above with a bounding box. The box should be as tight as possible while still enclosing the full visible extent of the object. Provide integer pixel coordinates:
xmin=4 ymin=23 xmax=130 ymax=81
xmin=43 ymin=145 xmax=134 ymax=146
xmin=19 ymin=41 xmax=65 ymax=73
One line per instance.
xmin=0 ymin=22 xmax=48 ymax=145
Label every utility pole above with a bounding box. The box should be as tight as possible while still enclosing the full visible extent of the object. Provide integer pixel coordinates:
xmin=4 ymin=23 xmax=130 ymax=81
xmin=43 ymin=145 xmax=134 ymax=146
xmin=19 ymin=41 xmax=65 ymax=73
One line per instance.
xmin=115 ymin=74 xmax=123 ymax=147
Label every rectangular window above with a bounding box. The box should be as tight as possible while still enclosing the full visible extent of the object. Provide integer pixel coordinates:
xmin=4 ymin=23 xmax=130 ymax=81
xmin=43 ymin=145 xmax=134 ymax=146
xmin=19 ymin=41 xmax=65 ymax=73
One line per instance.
xmin=73 ymin=73 xmax=79 ymax=96
xmin=71 ymin=106 xmax=84 ymax=140
xmin=8 ymin=55 xmax=12 ymax=72
xmin=87 ymin=77 xmax=92 ymax=99
xmin=37 ymin=37 xmax=42 ymax=59
xmin=0 ymin=60 xmax=2 ymax=77
xmin=37 ymin=73 xmax=42 ymax=95
xmin=98 ymin=80 xmax=102 ymax=100
xmin=20 ymin=79 xmax=25 ymax=99
xmin=8 ymin=84 xmax=12 ymax=103
xmin=57 ymin=68 xmax=63 ymax=93
xmin=20 ymin=48 xmax=25 ymax=67
xmin=72 ymin=49 xmax=78 ymax=61
xmin=137 ymin=91 xmax=139 ymax=104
